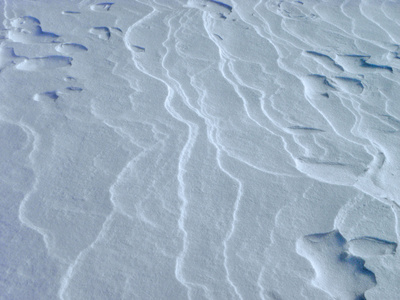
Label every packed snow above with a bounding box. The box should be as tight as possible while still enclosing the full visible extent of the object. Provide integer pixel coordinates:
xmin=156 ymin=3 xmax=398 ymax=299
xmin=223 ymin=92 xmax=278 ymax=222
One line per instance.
xmin=1 ymin=0 xmax=400 ymax=299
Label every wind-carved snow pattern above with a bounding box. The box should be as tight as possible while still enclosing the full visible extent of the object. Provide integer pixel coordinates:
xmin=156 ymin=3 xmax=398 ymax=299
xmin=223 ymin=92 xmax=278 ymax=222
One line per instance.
xmin=2 ymin=0 xmax=400 ymax=299
xmin=297 ymin=230 xmax=377 ymax=300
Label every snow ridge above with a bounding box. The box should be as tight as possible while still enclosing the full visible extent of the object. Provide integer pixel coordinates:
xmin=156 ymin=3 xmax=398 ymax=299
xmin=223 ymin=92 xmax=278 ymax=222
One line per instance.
xmin=2 ymin=0 xmax=400 ymax=299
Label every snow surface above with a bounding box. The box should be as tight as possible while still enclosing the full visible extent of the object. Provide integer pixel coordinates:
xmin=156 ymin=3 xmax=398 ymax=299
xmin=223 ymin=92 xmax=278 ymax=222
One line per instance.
xmin=1 ymin=0 xmax=400 ymax=299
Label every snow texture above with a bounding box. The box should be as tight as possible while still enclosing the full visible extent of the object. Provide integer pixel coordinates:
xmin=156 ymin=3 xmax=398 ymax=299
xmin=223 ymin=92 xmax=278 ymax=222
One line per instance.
xmin=1 ymin=0 xmax=400 ymax=299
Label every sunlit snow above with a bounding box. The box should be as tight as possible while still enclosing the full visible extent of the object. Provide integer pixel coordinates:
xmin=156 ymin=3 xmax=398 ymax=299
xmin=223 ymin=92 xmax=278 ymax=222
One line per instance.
xmin=1 ymin=0 xmax=400 ymax=299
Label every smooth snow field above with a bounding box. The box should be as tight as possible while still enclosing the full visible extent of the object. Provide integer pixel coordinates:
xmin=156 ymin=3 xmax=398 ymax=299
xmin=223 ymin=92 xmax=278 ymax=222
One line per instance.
xmin=2 ymin=0 xmax=400 ymax=299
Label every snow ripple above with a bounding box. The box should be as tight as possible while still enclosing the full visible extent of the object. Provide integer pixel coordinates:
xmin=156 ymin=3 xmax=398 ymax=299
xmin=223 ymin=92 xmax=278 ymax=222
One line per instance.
xmin=2 ymin=0 xmax=400 ymax=299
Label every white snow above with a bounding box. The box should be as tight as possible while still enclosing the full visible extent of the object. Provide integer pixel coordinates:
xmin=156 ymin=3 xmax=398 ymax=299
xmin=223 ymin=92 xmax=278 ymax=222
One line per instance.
xmin=1 ymin=0 xmax=400 ymax=299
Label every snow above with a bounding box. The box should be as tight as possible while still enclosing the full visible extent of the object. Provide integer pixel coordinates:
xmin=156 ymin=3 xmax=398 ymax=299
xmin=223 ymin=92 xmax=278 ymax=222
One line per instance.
xmin=1 ymin=0 xmax=400 ymax=299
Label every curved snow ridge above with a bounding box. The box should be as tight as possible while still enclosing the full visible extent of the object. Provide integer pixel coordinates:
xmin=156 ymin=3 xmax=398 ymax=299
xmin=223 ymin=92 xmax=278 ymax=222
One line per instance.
xmin=124 ymin=2 xmax=275 ymax=298
xmin=211 ymin=2 xmax=400 ymax=297
xmin=262 ymin=1 xmax=400 ymax=202
xmin=126 ymin=1 xmax=400 ymax=298
xmin=16 ymin=123 xmax=53 ymax=251
xmin=200 ymin=12 xmax=301 ymax=178
xmin=58 ymin=210 xmax=118 ymax=300
xmin=207 ymin=1 xmax=375 ymax=189
xmin=61 ymin=2 xmax=190 ymax=299
xmin=3 ymin=0 xmax=400 ymax=299
xmin=179 ymin=8 xmax=298 ymax=298
xmin=57 ymin=136 xmax=165 ymax=298
xmin=122 ymin=3 xmax=203 ymax=299
xmin=1 ymin=4 xmax=106 ymax=269
xmin=59 ymin=105 xmax=139 ymax=299
xmin=1 ymin=4 xmax=170 ymax=300
xmin=126 ymin=4 xmax=245 ymax=299
xmin=0 ymin=119 xmax=62 ymax=299
xmin=163 ymin=10 xmax=245 ymax=300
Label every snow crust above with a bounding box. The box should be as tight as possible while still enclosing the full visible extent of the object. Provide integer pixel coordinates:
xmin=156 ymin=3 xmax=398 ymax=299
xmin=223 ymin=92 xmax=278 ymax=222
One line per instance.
xmin=1 ymin=0 xmax=400 ymax=299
